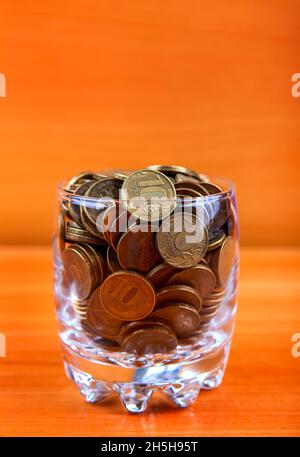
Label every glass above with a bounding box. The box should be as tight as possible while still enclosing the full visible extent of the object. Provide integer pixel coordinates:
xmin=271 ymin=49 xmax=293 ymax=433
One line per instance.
xmin=53 ymin=170 xmax=239 ymax=413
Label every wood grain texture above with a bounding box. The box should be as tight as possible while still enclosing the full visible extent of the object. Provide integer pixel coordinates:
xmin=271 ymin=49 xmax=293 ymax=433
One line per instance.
xmin=0 ymin=246 xmax=299 ymax=436
xmin=0 ymin=1 xmax=300 ymax=246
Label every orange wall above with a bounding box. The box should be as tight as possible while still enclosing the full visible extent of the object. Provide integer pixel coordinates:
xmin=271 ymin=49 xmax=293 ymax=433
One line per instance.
xmin=0 ymin=1 xmax=299 ymax=245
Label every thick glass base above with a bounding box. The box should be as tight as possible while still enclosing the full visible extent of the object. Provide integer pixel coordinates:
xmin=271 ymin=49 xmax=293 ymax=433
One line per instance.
xmin=62 ymin=340 xmax=231 ymax=413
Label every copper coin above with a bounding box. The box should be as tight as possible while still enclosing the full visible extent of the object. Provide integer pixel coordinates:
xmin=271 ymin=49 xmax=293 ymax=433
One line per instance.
xmin=147 ymin=263 xmax=178 ymax=290
xmin=78 ymin=243 xmax=107 ymax=284
xmin=121 ymin=169 xmax=176 ymax=222
xmin=206 ymin=288 xmax=225 ymax=299
xmin=106 ymin=246 xmax=122 ymax=273
xmin=200 ymin=310 xmax=219 ymax=322
xmin=175 ymin=181 xmax=209 ymax=196
xmin=150 ymin=302 xmax=201 ymax=338
xmin=207 ymin=229 xmax=226 ymax=252
xmin=207 ymin=236 xmax=237 ymax=287
xmin=156 ymin=284 xmax=202 ymax=310
xmin=100 ymin=271 xmax=156 ymax=321
xmin=83 ymin=178 xmax=122 ymax=225
xmin=121 ymin=324 xmax=178 ymax=354
xmin=157 ymin=213 xmax=208 ymax=269
xmin=86 ymin=287 xmax=124 ymax=342
xmin=58 ymin=212 xmax=65 ymax=252
xmin=201 ymin=182 xmax=230 ymax=230
xmin=61 ymin=245 xmax=95 ymax=300
xmin=118 ymin=320 xmax=171 ymax=345
xmin=117 ymin=225 xmax=162 ymax=274
xmin=201 ymin=303 xmax=220 ymax=314
xmin=108 ymin=210 xmax=130 ymax=249
xmin=167 ymin=264 xmax=216 ymax=300
xmin=175 ymin=186 xmax=203 ymax=198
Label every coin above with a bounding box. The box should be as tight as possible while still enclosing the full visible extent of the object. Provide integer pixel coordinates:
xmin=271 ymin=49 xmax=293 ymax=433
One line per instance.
xmin=150 ymin=303 xmax=201 ymax=338
xmin=106 ymin=246 xmax=122 ymax=273
xmin=108 ymin=210 xmax=130 ymax=249
xmin=83 ymin=178 xmax=123 ymax=225
xmin=175 ymin=173 xmax=204 ymax=184
xmin=146 ymin=165 xmax=200 ymax=180
xmin=121 ymin=324 xmax=178 ymax=354
xmin=79 ymin=205 xmax=103 ymax=237
xmin=201 ymin=182 xmax=230 ymax=230
xmin=167 ymin=264 xmax=216 ymax=299
xmin=113 ymin=169 xmax=132 ymax=180
xmin=61 ymin=245 xmax=95 ymax=300
xmin=206 ymin=236 xmax=237 ymax=287
xmin=207 ymin=229 xmax=226 ymax=251
xmin=156 ymin=284 xmax=202 ymax=310
xmin=100 ymin=271 xmax=156 ymax=321
xmin=121 ymin=169 xmax=176 ymax=222
xmin=78 ymin=243 xmax=107 ymax=284
xmin=68 ymin=180 xmax=95 ymax=227
xmin=65 ymin=171 xmax=95 ymax=191
xmin=86 ymin=287 xmax=124 ymax=342
xmin=65 ymin=222 xmax=105 ymax=245
xmin=147 ymin=263 xmax=178 ymax=290
xmin=200 ymin=309 xmax=219 ymax=322
xmin=201 ymin=303 xmax=221 ymax=313
xmin=156 ymin=212 xmax=208 ymax=269
xmin=117 ymin=319 xmax=171 ymax=345
xmin=58 ymin=212 xmax=65 ymax=252
xmin=117 ymin=224 xmax=162 ymax=274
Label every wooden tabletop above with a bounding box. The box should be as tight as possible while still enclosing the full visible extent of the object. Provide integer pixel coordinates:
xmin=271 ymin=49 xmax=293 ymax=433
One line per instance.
xmin=0 ymin=246 xmax=299 ymax=437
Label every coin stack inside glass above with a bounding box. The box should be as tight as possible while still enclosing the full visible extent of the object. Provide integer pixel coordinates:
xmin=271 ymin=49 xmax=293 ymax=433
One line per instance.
xmin=57 ymin=166 xmax=237 ymax=355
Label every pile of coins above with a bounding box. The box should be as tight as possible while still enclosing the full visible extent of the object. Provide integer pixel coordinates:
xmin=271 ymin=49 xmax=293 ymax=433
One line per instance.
xmin=57 ymin=165 xmax=237 ymax=354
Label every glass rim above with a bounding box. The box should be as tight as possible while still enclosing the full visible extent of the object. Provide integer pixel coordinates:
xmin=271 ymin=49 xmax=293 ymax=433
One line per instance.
xmin=56 ymin=172 xmax=236 ymax=202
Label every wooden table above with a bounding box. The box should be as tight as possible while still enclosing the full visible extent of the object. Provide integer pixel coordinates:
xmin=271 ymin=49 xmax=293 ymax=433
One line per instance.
xmin=0 ymin=246 xmax=299 ymax=436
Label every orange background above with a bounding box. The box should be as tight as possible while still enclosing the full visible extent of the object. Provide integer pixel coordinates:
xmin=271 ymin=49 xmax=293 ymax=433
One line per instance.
xmin=0 ymin=0 xmax=299 ymax=246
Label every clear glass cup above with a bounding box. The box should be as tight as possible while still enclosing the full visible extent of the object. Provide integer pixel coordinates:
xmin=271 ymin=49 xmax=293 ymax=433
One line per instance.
xmin=53 ymin=169 xmax=239 ymax=413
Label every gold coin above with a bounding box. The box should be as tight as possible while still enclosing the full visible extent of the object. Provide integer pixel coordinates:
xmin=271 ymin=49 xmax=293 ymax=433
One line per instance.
xmin=207 ymin=229 xmax=226 ymax=251
xmin=156 ymin=212 xmax=208 ymax=269
xmin=121 ymin=324 xmax=178 ymax=354
xmin=146 ymin=165 xmax=200 ymax=180
xmin=68 ymin=180 xmax=95 ymax=227
xmin=113 ymin=169 xmax=132 ymax=180
xmin=121 ymin=169 xmax=176 ymax=222
xmin=100 ymin=271 xmax=156 ymax=321
xmin=65 ymin=223 xmax=105 ymax=245
xmin=150 ymin=302 xmax=201 ymax=338
xmin=65 ymin=171 xmax=95 ymax=191
xmin=83 ymin=178 xmax=122 ymax=225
